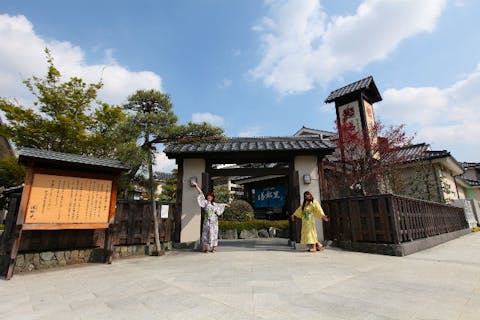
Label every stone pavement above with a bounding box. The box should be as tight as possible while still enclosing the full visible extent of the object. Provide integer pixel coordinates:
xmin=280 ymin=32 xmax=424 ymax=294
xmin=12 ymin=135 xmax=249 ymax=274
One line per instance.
xmin=1 ymin=233 xmax=480 ymax=320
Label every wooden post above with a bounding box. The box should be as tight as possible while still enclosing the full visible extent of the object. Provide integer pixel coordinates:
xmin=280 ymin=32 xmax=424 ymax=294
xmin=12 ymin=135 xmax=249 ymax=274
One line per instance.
xmin=0 ymin=193 xmax=20 ymax=278
xmin=104 ymin=226 xmax=114 ymax=264
xmin=389 ymin=196 xmax=402 ymax=245
xmin=5 ymin=227 xmax=22 ymax=280
xmin=317 ymin=156 xmax=325 ymax=198
xmin=200 ymin=172 xmax=210 ymax=239
xmin=5 ymin=166 xmax=34 ymax=280
xmin=288 ymin=170 xmax=301 ymax=243
xmin=174 ymin=159 xmax=184 ymax=243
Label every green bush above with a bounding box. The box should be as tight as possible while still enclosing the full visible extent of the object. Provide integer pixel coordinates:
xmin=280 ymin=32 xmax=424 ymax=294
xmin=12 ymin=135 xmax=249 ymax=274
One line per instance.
xmin=219 ymin=219 xmax=289 ymax=232
xmin=0 ymin=224 xmax=4 ymax=231
xmin=222 ymin=199 xmax=254 ymax=221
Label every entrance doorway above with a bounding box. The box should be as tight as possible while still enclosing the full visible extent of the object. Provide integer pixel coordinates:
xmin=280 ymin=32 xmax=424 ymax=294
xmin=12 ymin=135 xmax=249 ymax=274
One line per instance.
xmin=163 ymin=136 xmax=335 ymax=246
xmin=201 ymin=160 xmax=300 ymax=244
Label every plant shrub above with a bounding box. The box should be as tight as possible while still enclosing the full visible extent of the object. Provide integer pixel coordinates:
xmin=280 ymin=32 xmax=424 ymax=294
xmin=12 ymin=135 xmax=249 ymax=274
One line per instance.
xmin=0 ymin=224 xmax=4 ymax=231
xmin=222 ymin=199 xmax=254 ymax=221
xmin=219 ymin=219 xmax=289 ymax=232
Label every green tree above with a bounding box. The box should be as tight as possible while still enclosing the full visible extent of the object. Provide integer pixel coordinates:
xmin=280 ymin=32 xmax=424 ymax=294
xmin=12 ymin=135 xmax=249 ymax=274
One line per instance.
xmin=0 ymin=49 xmax=140 ymax=191
xmin=159 ymin=169 xmax=177 ymax=202
xmin=0 ymin=155 xmax=26 ymax=188
xmin=1 ymin=49 xmax=100 ymax=154
xmin=213 ymin=184 xmax=232 ymax=204
xmin=123 ymin=89 xmax=224 ymax=254
xmin=222 ymin=199 xmax=254 ymax=221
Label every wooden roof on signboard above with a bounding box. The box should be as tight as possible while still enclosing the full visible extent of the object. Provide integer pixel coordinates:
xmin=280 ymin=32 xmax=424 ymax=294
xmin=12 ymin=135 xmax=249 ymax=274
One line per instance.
xmin=324 ymin=76 xmax=382 ymax=104
xmin=18 ymin=148 xmax=129 ymax=172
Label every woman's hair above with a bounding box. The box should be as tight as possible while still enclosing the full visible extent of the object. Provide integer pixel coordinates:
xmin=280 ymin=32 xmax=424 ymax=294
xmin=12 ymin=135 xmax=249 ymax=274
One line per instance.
xmin=206 ymin=192 xmax=215 ymax=202
xmin=301 ymin=191 xmax=313 ymax=212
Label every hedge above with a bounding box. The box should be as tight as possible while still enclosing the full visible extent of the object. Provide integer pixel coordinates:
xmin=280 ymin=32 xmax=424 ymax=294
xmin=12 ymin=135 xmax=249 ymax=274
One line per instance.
xmin=219 ymin=219 xmax=289 ymax=232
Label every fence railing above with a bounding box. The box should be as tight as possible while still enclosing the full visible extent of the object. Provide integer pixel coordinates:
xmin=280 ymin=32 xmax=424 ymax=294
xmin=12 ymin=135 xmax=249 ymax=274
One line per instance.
xmin=0 ymin=194 xmax=175 ymax=254
xmin=323 ymin=194 xmax=468 ymax=244
xmin=114 ymin=200 xmax=175 ymax=246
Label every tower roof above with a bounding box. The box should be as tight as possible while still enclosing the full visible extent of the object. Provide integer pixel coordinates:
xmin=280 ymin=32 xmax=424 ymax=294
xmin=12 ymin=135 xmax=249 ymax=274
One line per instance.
xmin=325 ymin=76 xmax=382 ymax=104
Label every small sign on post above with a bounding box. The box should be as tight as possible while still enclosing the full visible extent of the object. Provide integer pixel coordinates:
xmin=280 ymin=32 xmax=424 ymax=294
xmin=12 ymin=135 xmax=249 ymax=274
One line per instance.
xmin=160 ymin=205 xmax=169 ymax=219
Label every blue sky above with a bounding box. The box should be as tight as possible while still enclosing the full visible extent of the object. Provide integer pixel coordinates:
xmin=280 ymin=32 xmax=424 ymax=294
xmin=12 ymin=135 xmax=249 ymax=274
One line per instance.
xmin=0 ymin=0 xmax=479 ymax=171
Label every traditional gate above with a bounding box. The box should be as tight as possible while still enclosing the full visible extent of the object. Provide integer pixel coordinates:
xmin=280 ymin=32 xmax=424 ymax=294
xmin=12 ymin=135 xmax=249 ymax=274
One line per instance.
xmin=164 ymin=136 xmax=335 ymax=246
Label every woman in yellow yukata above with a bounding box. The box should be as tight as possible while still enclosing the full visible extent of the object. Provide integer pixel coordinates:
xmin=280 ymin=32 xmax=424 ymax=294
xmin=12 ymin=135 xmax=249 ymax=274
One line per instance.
xmin=292 ymin=191 xmax=329 ymax=252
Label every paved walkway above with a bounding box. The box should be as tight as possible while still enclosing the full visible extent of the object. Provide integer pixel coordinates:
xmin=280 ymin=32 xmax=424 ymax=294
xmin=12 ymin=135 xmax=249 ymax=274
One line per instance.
xmin=1 ymin=233 xmax=480 ymax=320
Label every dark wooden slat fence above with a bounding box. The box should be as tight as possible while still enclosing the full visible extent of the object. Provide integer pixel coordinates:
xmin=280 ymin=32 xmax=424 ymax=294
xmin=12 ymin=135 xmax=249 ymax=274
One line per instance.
xmin=114 ymin=200 xmax=175 ymax=245
xmin=323 ymin=194 xmax=468 ymax=245
xmin=0 ymin=196 xmax=175 ymax=254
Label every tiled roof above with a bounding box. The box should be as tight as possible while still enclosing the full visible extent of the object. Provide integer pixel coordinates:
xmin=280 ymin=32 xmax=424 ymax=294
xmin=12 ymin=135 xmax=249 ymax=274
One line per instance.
xmin=18 ymin=147 xmax=129 ymax=171
xmin=293 ymin=126 xmax=337 ymax=138
xmin=461 ymin=162 xmax=480 ymax=169
xmin=324 ymin=76 xmax=382 ymax=104
xmin=383 ymin=143 xmax=451 ymax=163
xmin=462 ymin=177 xmax=480 ymax=187
xmin=154 ymin=172 xmax=175 ymax=180
xmin=164 ymin=136 xmax=335 ymax=156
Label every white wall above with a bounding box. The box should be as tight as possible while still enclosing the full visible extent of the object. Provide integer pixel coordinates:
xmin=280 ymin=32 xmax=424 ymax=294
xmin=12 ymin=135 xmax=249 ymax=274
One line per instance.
xmin=437 ymin=166 xmax=459 ymax=203
xmin=180 ymin=158 xmax=205 ymax=243
xmin=457 ymin=184 xmax=466 ymax=199
xmin=294 ymin=155 xmax=325 ymax=241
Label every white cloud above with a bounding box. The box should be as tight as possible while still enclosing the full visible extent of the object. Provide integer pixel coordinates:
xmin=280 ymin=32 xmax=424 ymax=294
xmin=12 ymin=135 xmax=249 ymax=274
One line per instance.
xmin=0 ymin=14 xmax=162 ymax=106
xmin=238 ymin=126 xmax=262 ymax=137
xmin=153 ymin=151 xmax=176 ymax=173
xmin=192 ymin=112 xmax=225 ymax=127
xmin=251 ymin=0 xmax=446 ymax=94
xmin=379 ymin=64 xmax=480 ymax=161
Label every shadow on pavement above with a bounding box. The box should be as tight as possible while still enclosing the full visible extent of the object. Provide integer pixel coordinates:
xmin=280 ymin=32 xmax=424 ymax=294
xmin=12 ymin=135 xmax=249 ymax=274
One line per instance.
xmin=217 ymin=238 xmax=294 ymax=252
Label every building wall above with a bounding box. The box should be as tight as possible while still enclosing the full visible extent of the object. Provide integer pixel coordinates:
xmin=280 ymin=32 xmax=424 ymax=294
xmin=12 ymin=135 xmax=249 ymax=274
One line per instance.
xmin=395 ymin=160 xmax=465 ymax=203
xmin=396 ymin=164 xmax=442 ymax=202
xmin=469 ymin=188 xmax=480 ymax=201
xmin=294 ymin=155 xmax=325 ymax=241
xmin=457 ymin=184 xmax=467 ymax=199
xmin=437 ymin=165 xmax=459 ymax=203
xmin=474 ymin=189 xmax=480 ymax=200
xmin=180 ymin=158 xmax=205 ymax=243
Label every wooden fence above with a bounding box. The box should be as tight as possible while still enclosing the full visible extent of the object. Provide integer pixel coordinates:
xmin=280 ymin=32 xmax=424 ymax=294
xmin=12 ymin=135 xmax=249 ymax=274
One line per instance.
xmin=323 ymin=194 xmax=468 ymax=245
xmin=0 ymin=191 xmax=175 ymax=255
xmin=114 ymin=200 xmax=175 ymax=245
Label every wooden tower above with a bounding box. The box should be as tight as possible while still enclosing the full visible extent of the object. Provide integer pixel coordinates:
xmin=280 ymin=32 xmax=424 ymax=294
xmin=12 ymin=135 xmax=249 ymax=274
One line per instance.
xmin=325 ymin=76 xmax=382 ymax=154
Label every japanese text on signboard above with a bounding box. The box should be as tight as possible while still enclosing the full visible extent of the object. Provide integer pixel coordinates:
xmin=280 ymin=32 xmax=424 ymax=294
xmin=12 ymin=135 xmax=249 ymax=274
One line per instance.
xmin=25 ymin=174 xmax=112 ymax=224
xmin=254 ymin=185 xmax=285 ymax=208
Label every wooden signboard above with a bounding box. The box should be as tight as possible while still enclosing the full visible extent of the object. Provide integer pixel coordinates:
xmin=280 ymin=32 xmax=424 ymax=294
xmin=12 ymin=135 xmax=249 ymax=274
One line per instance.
xmin=17 ymin=169 xmax=119 ymax=231
xmin=4 ymin=148 xmax=127 ymax=280
xmin=24 ymin=173 xmax=113 ymax=228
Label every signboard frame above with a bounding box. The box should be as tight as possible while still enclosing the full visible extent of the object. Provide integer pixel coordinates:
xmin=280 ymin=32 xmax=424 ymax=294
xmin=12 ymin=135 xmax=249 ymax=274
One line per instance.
xmin=18 ymin=167 xmax=119 ymax=231
xmin=5 ymin=156 xmax=125 ymax=280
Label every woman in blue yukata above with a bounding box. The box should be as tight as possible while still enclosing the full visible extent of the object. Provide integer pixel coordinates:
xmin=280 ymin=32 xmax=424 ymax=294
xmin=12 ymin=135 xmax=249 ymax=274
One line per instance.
xmin=193 ymin=181 xmax=230 ymax=253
